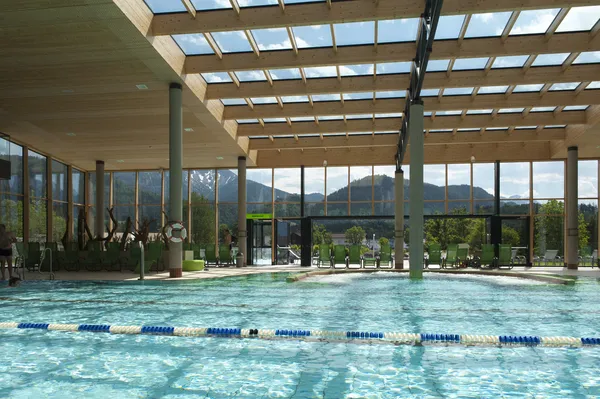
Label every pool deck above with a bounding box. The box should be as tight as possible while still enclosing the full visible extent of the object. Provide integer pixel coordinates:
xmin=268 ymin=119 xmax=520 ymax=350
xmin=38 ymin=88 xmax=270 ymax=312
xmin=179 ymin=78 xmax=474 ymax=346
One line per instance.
xmin=16 ymin=260 xmax=599 ymax=282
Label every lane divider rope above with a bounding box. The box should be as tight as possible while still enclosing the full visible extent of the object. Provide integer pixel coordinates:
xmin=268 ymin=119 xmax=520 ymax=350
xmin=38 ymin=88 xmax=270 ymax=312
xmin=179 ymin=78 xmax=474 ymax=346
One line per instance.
xmin=0 ymin=322 xmax=598 ymax=348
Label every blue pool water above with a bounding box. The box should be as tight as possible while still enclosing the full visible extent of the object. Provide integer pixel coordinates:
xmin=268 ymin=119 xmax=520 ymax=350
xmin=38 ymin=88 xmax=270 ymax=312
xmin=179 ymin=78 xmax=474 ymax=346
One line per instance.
xmin=0 ymin=272 xmax=599 ymax=398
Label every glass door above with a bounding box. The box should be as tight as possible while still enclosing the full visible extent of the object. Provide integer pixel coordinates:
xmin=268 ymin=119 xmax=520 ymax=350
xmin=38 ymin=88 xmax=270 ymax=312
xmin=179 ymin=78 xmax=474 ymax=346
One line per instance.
xmin=251 ymin=219 xmax=272 ymax=265
xmin=275 ymin=219 xmax=301 ymax=265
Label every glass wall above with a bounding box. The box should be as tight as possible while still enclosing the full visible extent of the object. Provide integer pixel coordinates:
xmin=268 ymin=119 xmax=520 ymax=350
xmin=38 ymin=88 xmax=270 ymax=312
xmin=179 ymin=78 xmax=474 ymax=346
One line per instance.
xmin=51 ymin=160 xmax=68 ymax=243
xmin=72 ymin=169 xmax=85 ymax=239
xmin=533 ymin=161 xmax=565 ymax=256
xmin=0 ymin=139 xmax=23 ymax=241
xmin=578 ymin=160 xmax=599 ymax=263
xmin=28 ymin=150 xmax=47 ymax=242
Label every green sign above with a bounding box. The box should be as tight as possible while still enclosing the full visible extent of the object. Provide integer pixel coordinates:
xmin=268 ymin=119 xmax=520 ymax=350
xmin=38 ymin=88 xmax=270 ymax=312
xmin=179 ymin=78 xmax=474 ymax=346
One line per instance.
xmin=246 ymin=213 xmax=273 ymax=220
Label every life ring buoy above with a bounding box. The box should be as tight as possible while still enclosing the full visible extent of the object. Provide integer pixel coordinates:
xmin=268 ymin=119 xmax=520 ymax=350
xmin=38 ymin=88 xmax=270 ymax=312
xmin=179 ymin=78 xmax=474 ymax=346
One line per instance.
xmin=165 ymin=221 xmax=187 ymax=243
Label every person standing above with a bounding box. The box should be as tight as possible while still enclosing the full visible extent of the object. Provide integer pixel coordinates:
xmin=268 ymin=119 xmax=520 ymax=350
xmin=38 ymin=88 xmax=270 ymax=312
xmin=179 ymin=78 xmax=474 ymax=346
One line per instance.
xmin=0 ymin=224 xmax=16 ymax=280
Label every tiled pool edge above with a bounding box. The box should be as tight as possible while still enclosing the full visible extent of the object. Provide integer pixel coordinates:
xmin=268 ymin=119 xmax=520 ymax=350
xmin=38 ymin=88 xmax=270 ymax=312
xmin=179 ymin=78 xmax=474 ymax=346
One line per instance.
xmin=286 ymin=269 xmax=575 ymax=285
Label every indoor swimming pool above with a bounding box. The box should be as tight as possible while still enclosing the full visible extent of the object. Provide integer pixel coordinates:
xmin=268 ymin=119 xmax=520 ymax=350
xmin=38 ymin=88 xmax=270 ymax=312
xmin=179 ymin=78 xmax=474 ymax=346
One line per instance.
xmin=0 ymin=272 xmax=598 ymax=398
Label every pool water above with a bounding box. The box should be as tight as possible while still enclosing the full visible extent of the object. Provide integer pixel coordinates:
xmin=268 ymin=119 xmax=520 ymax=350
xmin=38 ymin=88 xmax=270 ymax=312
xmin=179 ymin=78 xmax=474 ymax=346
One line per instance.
xmin=0 ymin=272 xmax=599 ymax=398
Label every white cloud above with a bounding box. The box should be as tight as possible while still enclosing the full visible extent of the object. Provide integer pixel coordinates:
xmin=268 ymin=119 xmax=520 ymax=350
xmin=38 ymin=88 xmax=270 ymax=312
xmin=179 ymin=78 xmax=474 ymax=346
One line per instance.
xmin=511 ymin=10 xmax=557 ymax=35
xmin=474 ymin=13 xmax=494 ymax=23
xmin=556 ymin=6 xmax=600 ymax=32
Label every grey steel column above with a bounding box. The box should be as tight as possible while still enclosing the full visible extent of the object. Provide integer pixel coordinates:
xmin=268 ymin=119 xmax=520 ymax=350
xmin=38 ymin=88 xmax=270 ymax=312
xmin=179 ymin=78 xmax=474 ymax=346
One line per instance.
xmin=95 ymin=160 xmax=104 ymax=239
xmin=238 ymin=156 xmax=247 ymax=266
xmin=567 ymin=146 xmax=578 ymax=270
xmin=169 ymin=83 xmax=183 ymax=277
xmin=395 ymin=168 xmax=404 ymax=269
xmin=408 ymin=101 xmax=424 ymax=278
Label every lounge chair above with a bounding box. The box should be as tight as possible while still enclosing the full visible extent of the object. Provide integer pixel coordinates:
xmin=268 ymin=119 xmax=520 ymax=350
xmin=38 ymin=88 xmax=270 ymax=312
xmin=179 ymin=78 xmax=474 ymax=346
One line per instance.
xmin=442 ymin=244 xmax=459 ymax=268
xmin=317 ymin=244 xmax=332 ymax=268
xmin=331 ymin=245 xmax=347 ymax=269
xmin=497 ymin=244 xmax=514 ymax=269
xmin=40 ymin=242 xmax=58 ymax=271
xmin=378 ymin=243 xmax=393 ymax=269
xmin=347 ymin=245 xmax=362 ymax=269
xmin=204 ymin=245 xmax=218 ymax=266
xmin=580 ymin=248 xmax=597 ymax=267
xmin=25 ymin=242 xmax=41 ymax=272
xmin=425 ymin=243 xmax=442 ymax=269
xmin=456 ymin=244 xmax=469 ymax=268
xmin=476 ymin=244 xmax=497 ymax=269
xmin=14 ymin=242 xmax=27 ymax=274
xmin=146 ymin=242 xmax=163 ymax=272
xmin=533 ymin=250 xmax=559 ymax=266
xmin=511 ymin=248 xmax=527 ymax=266
xmin=218 ymin=244 xmax=233 ymax=267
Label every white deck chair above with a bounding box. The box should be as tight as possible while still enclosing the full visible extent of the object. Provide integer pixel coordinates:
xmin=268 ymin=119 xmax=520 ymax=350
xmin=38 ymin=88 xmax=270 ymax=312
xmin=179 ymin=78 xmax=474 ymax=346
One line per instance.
xmin=534 ymin=249 xmax=559 ymax=266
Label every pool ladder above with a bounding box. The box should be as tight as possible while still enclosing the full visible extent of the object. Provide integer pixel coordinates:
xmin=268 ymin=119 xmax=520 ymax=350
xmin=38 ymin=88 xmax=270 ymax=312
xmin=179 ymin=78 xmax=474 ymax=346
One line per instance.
xmin=38 ymin=248 xmax=55 ymax=281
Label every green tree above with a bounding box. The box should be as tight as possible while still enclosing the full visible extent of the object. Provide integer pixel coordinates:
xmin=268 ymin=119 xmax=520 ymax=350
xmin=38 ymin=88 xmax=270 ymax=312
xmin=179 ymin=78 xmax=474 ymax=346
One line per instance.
xmin=502 ymin=226 xmax=521 ymax=247
xmin=579 ymin=211 xmax=590 ymax=251
xmin=190 ymin=193 xmax=215 ymax=245
xmin=345 ymin=226 xmax=366 ymax=245
xmin=312 ymin=223 xmax=332 ymax=245
xmin=534 ymin=200 xmax=564 ymax=255
xmin=467 ymin=218 xmax=487 ymax=251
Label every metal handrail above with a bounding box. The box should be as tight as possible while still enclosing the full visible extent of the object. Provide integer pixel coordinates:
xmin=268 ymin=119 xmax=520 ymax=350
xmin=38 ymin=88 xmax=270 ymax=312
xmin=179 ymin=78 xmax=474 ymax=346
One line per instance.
xmin=138 ymin=241 xmax=145 ymax=281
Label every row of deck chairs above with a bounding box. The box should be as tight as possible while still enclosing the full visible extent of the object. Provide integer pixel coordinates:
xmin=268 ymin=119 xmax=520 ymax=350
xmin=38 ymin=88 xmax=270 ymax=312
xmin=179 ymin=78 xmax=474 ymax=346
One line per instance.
xmin=315 ymin=244 xmax=393 ymax=269
xmin=425 ymin=243 xmax=519 ymax=270
xmin=182 ymin=243 xmax=235 ymax=267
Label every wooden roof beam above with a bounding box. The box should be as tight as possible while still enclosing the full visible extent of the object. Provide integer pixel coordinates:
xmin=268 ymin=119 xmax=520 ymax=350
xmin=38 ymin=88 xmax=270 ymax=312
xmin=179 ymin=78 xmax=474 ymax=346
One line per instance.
xmin=237 ymin=111 xmax=586 ymax=136
xmin=205 ymin=64 xmax=599 ymax=99
xmin=224 ymin=90 xmax=600 ymax=119
xmin=180 ymin=0 xmax=196 ymax=18
xmin=152 ymin=0 xmax=595 ymax=35
xmin=185 ymin=32 xmax=597 ymax=73
xmin=249 ymin=128 xmax=566 ymax=150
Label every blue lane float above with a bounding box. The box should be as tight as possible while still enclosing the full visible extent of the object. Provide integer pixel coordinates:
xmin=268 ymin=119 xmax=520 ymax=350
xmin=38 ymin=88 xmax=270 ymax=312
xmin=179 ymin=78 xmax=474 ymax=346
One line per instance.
xmin=2 ymin=322 xmax=599 ymax=348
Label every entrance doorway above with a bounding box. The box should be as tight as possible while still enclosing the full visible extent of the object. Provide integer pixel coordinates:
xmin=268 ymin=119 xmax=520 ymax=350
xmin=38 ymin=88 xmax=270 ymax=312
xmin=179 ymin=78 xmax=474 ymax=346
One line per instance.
xmin=247 ymin=219 xmax=272 ymax=265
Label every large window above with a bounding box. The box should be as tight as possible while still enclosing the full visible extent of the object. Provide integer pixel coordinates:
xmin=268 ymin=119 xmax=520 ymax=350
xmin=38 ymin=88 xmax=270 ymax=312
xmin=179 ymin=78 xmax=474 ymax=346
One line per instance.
xmin=579 ymin=160 xmax=599 ymax=258
xmin=500 ymin=162 xmax=530 ymax=215
xmin=350 ymin=166 xmax=372 ymax=216
xmin=113 ymin=172 xmax=135 ymax=232
xmin=72 ymin=169 xmax=85 ymax=240
xmin=274 ymin=168 xmax=300 ymax=218
xmin=424 ymin=164 xmax=445 ymax=214
xmin=533 ymin=162 xmax=565 ymax=256
xmin=326 ymin=166 xmax=348 ymax=216
xmin=51 ymin=160 xmax=68 ymax=242
xmin=0 ymin=139 xmax=23 ymax=241
xmin=304 ymin=167 xmax=324 ymax=216
xmin=28 ymin=150 xmax=47 ymax=242
xmin=190 ymin=170 xmax=214 ymax=244
xmin=138 ymin=171 xmax=162 ymax=233
xmin=373 ymin=165 xmax=396 ymax=216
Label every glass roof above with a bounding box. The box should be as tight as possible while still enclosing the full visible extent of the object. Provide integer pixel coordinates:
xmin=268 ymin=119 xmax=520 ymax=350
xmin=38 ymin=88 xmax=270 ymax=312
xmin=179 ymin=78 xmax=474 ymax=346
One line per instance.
xmin=573 ymin=52 xmax=600 ymax=64
xmin=435 ymin=15 xmax=466 ymax=40
xmin=251 ymin=28 xmax=292 ymax=51
xmin=465 ymin=12 xmax=512 ymax=38
xmin=510 ymin=9 xmax=560 ymax=35
xmin=335 ymin=22 xmax=375 ymax=46
xmin=378 ymin=19 xmax=418 ymax=43
xmin=532 ymin=53 xmax=570 ymax=66
xmin=478 ymin=86 xmax=509 ymax=94
xmin=212 ymin=31 xmax=252 ymax=53
xmin=292 ymin=25 xmax=332 ymax=48
xmin=556 ymin=6 xmax=600 ymax=32
xmin=492 ymin=56 xmax=529 ymax=69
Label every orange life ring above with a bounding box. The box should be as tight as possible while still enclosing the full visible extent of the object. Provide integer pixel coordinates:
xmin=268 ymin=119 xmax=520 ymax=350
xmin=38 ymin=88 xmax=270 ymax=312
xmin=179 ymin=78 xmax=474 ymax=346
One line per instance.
xmin=165 ymin=221 xmax=187 ymax=243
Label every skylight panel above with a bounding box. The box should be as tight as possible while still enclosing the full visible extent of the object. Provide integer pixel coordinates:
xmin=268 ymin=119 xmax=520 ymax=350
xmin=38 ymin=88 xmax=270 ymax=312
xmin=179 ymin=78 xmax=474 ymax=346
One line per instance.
xmin=319 ymin=115 xmax=344 ymax=121
xmin=376 ymin=62 xmax=411 ymax=74
xmin=251 ymin=97 xmax=278 ymax=104
xmin=486 ymin=127 xmax=509 ymax=131
xmin=312 ymin=94 xmax=339 ymax=102
xmin=429 ymin=129 xmax=453 ymax=133
xmin=515 ymin=126 xmax=537 ymax=130
xmin=421 ymin=89 xmax=440 ymax=96
xmin=346 ymin=114 xmax=373 ymax=120
xmin=375 ymin=113 xmax=402 ymax=118
xmin=563 ymin=105 xmax=588 ymax=111
xmin=587 ymin=82 xmax=600 ymax=89
xmin=281 ymin=96 xmax=309 ymax=103
xmin=270 ymin=68 xmax=302 ymax=80
xmin=263 ymin=118 xmax=287 ymax=123
xmin=424 ymin=111 xmax=433 ymax=116
xmin=248 ymin=136 xmax=269 ymax=139
xmin=378 ymin=19 xmax=419 ymax=43
xmin=235 ymin=70 xmax=267 ymax=82
xmin=492 ymin=55 xmax=529 ymax=69
xmin=453 ymin=57 xmax=489 ymax=70
xmin=498 ymin=108 xmax=525 ymax=113
xmin=531 ymin=106 xmax=556 ymax=112
xmin=444 ymin=87 xmax=474 ymax=96
xmin=292 ymin=25 xmax=332 ymax=48
xmin=556 ymin=6 xmax=600 ymax=32
xmin=573 ymin=51 xmax=600 ymax=64
xmin=373 ymin=131 xmax=398 ymax=135
xmin=343 ymin=92 xmax=374 ymax=100
xmin=544 ymin=125 xmax=567 ymax=128
xmin=457 ymin=128 xmax=480 ymax=132
xmin=304 ymin=66 xmax=337 ymax=78
xmin=437 ymin=110 xmax=462 ymax=116
xmin=549 ymin=82 xmax=580 ymax=91
xmin=272 ymin=135 xmax=295 ymax=138
xmin=435 ymin=15 xmax=466 ymax=40
xmin=285 ymin=0 xmax=326 ymax=3
xmin=221 ymin=99 xmax=247 ymax=106
xmin=237 ymin=119 xmax=259 ymax=124
xmin=251 ymin=28 xmax=292 ymax=51
xmin=427 ymin=60 xmax=450 ymax=71
xmin=513 ymin=84 xmax=544 ymax=92
xmin=348 ymin=132 xmax=374 ymax=136
xmin=201 ymin=72 xmax=232 ymax=83
xmin=212 ymin=31 xmax=252 ymax=53
xmin=335 ymin=22 xmax=375 ymax=46
xmin=510 ymin=9 xmax=560 ymax=35
xmin=323 ymin=133 xmax=346 ymax=137
xmin=532 ymin=53 xmax=570 ymax=66
xmin=172 ymin=34 xmax=214 ymax=55
xmin=465 ymin=12 xmax=512 ymax=38
xmin=145 ymin=0 xmax=186 ymax=13
xmin=290 ymin=116 xmax=316 ymax=122
xmin=193 ymin=0 xmax=231 ymax=10
xmin=240 ymin=0 xmax=277 ymax=6
xmin=467 ymin=109 xmax=493 ymax=114
xmin=478 ymin=86 xmax=509 ymax=94
xmin=339 ymin=64 xmax=374 ymax=76
xmin=376 ymin=90 xmax=406 ymax=98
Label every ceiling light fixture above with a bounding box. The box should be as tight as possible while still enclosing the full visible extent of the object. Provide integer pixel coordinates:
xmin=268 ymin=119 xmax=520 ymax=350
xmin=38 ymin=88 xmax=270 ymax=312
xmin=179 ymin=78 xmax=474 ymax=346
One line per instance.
xmin=66 ymin=132 xmax=76 ymax=137
xmin=136 ymin=84 xmax=148 ymax=90
xmin=61 ymin=89 xmax=74 ymax=93
xmin=184 ymin=128 xmax=194 ymax=132
xmin=216 ymin=156 xmax=224 ymax=160
xmin=116 ymin=160 xmax=125 ymax=163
